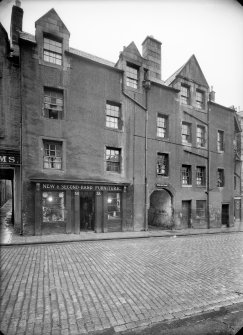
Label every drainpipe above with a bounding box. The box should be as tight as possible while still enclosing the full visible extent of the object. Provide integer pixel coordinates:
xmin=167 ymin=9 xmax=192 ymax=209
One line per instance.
xmin=19 ymin=39 xmax=23 ymax=236
xmin=206 ymin=99 xmax=210 ymax=229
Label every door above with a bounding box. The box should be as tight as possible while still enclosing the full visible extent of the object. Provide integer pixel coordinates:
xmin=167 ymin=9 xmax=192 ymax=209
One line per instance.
xmin=234 ymin=199 xmax=241 ymax=221
xmin=80 ymin=192 xmax=95 ymax=231
xmin=221 ymin=204 xmax=229 ymax=227
xmin=182 ymin=200 xmax=191 ymax=228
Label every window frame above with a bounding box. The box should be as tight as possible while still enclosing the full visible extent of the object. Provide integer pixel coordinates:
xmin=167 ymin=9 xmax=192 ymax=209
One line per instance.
xmin=196 ymin=125 xmax=206 ymax=148
xmin=43 ymin=87 xmax=64 ymax=119
xmin=180 ymin=84 xmax=190 ymax=105
xmin=181 ymin=121 xmax=192 ymax=145
xmin=43 ymin=35 xmax=63 ymax=66
xmin=43 ymin=140 xmax=62 ymax=170
xmin=105 ymin=147 xmax=121 ymax=173
xmin=181 ymin=165 xmax=192 ymax=186
xmin=196 ymin=89 xmax=205 ymax=109
xmin=196 ymin=200 xmax=206 ymax=218
xmin=105 ymin=102 xmax=121 ymax=130
xmin=217 ymin=168 xmax=225 ymax=187
xmin=157 ymin=153 xmax=169 ymax=176
xmin=217 ymin=130 xmax=224 ymax=152
xmin=126 ymin=62 xmax=139 ymax=89
xmin=196 ymin=166 xmax=206 ymax=187
xmin=157 ymin=114 xmax=169 ymax=139
xmin=107 ymin=192 xmax=121 ymax=220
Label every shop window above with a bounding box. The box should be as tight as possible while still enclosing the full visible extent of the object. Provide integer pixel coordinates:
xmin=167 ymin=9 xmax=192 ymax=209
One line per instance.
xmin=43 ymin=36 xmax=62 ymax=65
xmin=44 ymin=88 xmax=63 ymax=119
xmin=181 ymin=165 xmax=192 ymax=186
xmin=43 ymin=140 xmax=62 ymax=169
xmin=196 ymin=166 xmax=206 ymax=186
xmin=157 ymin=114 xmax=168 ymax=138
xmin=196 ymin=125 xmax=206 ymax=148
xmin=196 ymin=200 xmax=206 ymax=218
xmin=217 ymin=169 xmax=224 ymax=187
xmin=181 ymin=84 xmax=190 ymax=105
xmin=42 ymin=191 xmax=65 ymax=222
xmin=106 ymin=147 xmax=121 ymax=172
xmin=107 ymin=192 xmax=121 ymax=219
xmin=157 ymin=153 xmax=169 ymax=176
xmin=217 ymin=130 xmax=224 ymax=152
xmin=106 ymin=102 xmax=121 ymax=129
xmin=126 ymin=62 xmax=139 ymax=89
xmin=182 ymin=122 xmax=191 ymax=144
xmin=196 ymin=90 xmax=205 ymax=109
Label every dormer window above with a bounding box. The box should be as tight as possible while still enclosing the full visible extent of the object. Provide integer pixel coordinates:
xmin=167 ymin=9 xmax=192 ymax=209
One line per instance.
xmin=196 ymin=90 xmax=205 ymax=109
xmin=43 ymin=36 xmax=62 ymax=65
xmin=126 ymin=63 xmax=139 ymax=89
xmin=181 ymin=84 xmax=190 ymax=105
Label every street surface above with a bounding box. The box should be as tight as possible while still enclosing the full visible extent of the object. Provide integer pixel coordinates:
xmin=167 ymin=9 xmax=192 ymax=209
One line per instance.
xmin=1 ymin=233 xmax=243 ymax=335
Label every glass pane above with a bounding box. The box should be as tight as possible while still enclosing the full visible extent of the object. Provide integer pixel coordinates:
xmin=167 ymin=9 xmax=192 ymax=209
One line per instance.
xmin=42 ymin=191 xmax=65 ymax=222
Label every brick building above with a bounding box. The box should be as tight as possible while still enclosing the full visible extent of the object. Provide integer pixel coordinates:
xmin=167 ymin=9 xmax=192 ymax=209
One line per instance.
xmin=0 ymin=3 xmax=241 ymax=235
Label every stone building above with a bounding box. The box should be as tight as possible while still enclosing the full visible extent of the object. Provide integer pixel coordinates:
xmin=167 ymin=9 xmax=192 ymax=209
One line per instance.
xmin=0 ymin=2 xmax=241 ymax=235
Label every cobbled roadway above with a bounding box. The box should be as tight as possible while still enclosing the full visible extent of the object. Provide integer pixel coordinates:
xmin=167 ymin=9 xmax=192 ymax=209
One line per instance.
xmin=1 ymin=233 xmax=243 ymax=335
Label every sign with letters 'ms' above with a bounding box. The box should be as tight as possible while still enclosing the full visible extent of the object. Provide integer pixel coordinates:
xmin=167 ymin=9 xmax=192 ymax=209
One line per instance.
xmin=0 ymin=151 xmax=21 ymax=166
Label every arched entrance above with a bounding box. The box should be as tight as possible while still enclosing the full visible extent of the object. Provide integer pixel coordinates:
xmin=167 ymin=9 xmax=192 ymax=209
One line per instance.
xmin=148 ymin=189 xmax=173 ymax=229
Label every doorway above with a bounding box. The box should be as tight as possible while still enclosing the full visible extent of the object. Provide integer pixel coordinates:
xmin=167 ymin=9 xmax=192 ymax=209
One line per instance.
xmin=148 ymin=189 xmax=173 ymax=229
xmin=182 ymin=200 xmax=192 ymax=228
xmin=0 ymin=169 xmax=14 ymax=225
xmin=221 ymin=204 xmax=229 ymax=227
xmin=80 ymin=192 xmax=95 ymax=231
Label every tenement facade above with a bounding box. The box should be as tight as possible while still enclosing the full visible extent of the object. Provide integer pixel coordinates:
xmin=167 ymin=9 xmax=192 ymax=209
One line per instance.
xmin=0 ymin=3 xmax=241 ymax=235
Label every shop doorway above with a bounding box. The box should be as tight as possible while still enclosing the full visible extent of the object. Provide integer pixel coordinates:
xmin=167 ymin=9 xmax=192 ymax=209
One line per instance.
xmin=221 ymin=204 xmax=229 ymax=227
xmin=80 ymin=192 xmax=95 ymax=231
xmin=0 ymin=169 xmax=14 ymax=225
xmin=182 ymin=200 xmax=192 ymax=228
xmin=148 ymin=189 xmax=173 ymax=229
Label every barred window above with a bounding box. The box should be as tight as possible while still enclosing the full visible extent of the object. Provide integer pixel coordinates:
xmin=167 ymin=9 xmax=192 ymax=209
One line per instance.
xmin=196 ymin=200 xmax=206 ymax=218
xmin=182 ymin=122 xmax=191 ymax=144
xmin=106 ymin=147 xmax=121 ymax=173
xmin=43 ymin=37 xmax=62 ymax=65
xmin=181 ymin=165 xmax=192 ymax=185
xmin=217 ymin=169 xmax=224 ymax=187
xmin=196 ymin=90 xmax=204 ymax=109
xmin=157 ymin=153 xmax=169 ymax=176
xmin=197 ymin=125 xmax=206 ymax=147
xmin=106 ymin=103 xmax=121 ymax=129
xmin=196 ymin=166 xmax=206 ymax=186
xmin=44 ymin=88 xmax=63 ymax=119
xmin=107 ymin=192 xmax=121 ymax=220
xmin=217 ymin=130 xmax=224 ymax=152
xmin=43 ymin=140 xmax=62 ymax=170
xmin=126 ymin=63 xmax=139 ymax=89
xmin=181 ymin=84 xmax=190 ymax=105
xmin=157 ymin=114 xmax=168 ymax=138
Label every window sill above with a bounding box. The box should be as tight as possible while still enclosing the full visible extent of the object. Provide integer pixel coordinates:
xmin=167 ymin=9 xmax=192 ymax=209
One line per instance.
xmin=182 ymin=185 xmax=192 ymax=187
xmin=182 ymin=142 xmax=192 ymax=146
xmin=105 ymin=127 xmax=123 ymax=133
xmin=157 ymin=174 xmax=169 ymax=177
xmin=157 ymin=136 xmax=169 ymax=142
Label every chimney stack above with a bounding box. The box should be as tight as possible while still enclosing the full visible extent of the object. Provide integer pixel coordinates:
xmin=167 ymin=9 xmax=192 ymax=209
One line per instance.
xmin=209 ymin=86 xmax=215 ymax=102
xmin=10 ymin=0 xmax=23 ymax=53
xmin=142 ymin=36 xmax=162 ymax=80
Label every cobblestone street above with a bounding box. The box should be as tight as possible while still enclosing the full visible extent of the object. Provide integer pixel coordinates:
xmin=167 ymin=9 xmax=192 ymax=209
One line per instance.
xmin=1 ymin=233 xmax=243 ymax=335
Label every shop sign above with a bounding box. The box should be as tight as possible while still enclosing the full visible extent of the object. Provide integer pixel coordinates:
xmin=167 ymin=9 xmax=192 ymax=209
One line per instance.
xmin=0 ymin=151 xmax=20 ymax=166
xmin=156 ymin=183 xmax=168 ymax=188
xmin=41 ymin=183 xmax=123 ymax=191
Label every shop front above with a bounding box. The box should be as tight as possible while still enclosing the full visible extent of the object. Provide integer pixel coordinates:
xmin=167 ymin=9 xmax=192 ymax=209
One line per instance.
xmin=33 ymin=181 xmax=128 ymax=235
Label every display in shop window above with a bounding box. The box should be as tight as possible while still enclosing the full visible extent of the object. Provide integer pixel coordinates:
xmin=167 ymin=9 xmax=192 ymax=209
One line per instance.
xmin=42 ymin=191 xmax=65 ymax=222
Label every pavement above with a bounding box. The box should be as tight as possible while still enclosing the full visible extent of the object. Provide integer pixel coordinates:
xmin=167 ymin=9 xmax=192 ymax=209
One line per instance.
xmin=1 ymin=199 xmax=243 ymax=246
xmin=1 ymin=233 xmax=243 ymax=335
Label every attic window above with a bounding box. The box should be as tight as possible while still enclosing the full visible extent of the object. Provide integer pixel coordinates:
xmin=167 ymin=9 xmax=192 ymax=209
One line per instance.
xmin=181 ymin=84 xmax=190 ymax=105
xmin=126 ymin=63 xmax=139 ymax=89
xmin=43 ymin=37 xmax=62 ymax=65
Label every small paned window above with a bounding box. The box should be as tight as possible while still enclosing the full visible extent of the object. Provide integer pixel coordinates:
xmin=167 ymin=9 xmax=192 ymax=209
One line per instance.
xmin=126 ymin=63 xmax=139 ymax=89
xmin=181 ymin=84 xmax=190 ymax=105
xmin=196 ymin=200 xmax=206 ymax=218
xmin=42 ymin=191 xmax=65 ymax=222
xmin=197 ymin=125 xmax=206 ymax=147
xmin=43 ymin=140 xmax=62 ymax=170
xmin=196 ymin=90 xmax=204 ymax=109
xmin=196 ymin=166 xmax=206 ymax=186
xmin=106 ymin=103 xmax=121 ymax=129
xmin=43 ymin=37 xmax=62 ymax=65
xmin=44 ymin=88 xmax=63 ymax=119
xmin=157 ymin=114 xmax=168 ymax=138
xmin=157 ymin=153 xmax=169 ymax=176
xmin=217 ymin=130 xmax=224 ymax=152
xmin=181 ymin=165 xmax=192 ymax=185
xmin=217 ymin=169 xmax=224 ymax=187
xmin=106 ymin=147 xmax=121 ymax=173
xmin=182 ymin=122 xmax=191 ymax=144
xmin=107 ymin=192 xmax=121 ymax=220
